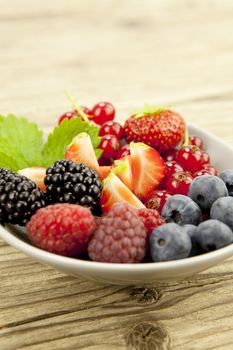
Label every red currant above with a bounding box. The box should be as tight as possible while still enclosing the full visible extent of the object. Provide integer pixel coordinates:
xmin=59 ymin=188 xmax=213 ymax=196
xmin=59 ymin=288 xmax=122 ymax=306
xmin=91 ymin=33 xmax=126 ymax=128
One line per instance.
xmin=81 ymin=106 xmax=93 ymax=116
xmin=91 ymin=102 xmax=115 ymax=125
xmin=166 ymin=171 xmax=193 ymax=195
xmin=98 ymin=156 xmax=113 ymax=166
xmin=144 ymin=190 xmax=171 ymax=214
xmin=200 ymin=150 xmax=210 ymax=165
xmin=202 ymin=164 xmax=218 ymax=175
xmin=58 ymin=106 xmax=92 ymax=125
xmin=189 ymin=135 xmax=204 ymax=149
xmin=99 ymin=121 xmax=124 ymax=140
xmin=159 ymin=161 xmax=184 ymax=189
xmin=99 ymin=135 xmax=120 ymax=159
xmin=193 ymin=169 xmax=213 ymax=178
xmin=161 ymin=149 xmax=177 ymax=162
xmin=117 ymin=144 xmax=131 ymax=159
xmin=176 ymin=145 xmax=205 ymax=173
xmin=58 ymin=110 xmax=76 ymax=125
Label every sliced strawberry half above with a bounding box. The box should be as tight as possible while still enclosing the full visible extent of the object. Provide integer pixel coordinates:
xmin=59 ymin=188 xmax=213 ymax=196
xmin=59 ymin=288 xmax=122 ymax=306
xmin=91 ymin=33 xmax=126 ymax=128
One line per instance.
xmin=100 ymin=173 xmax=145 ymax=214
xmin=112 ymin=156 xmax=133 ymax=191
xmin=18 ymin=167 xmax=47 ymax=192
xmin=130 ymin=142 xmax=165 ymax=200
xmin=98 ymin=165 xmax=111 ymax=181
xmin=64 ymin=132 xmax=99 ymax=172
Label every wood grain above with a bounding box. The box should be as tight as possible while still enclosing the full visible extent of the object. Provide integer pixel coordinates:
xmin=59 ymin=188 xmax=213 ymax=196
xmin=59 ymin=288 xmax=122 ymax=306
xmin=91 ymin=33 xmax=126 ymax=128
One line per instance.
xmin=0 ymin=1 xmax=233 ymax=349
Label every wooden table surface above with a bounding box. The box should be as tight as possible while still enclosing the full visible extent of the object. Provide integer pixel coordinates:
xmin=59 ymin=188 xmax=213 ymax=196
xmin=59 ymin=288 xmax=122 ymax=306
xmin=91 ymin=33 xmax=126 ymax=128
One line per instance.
xmin=1 ymin=1 xmax=233 ymax=349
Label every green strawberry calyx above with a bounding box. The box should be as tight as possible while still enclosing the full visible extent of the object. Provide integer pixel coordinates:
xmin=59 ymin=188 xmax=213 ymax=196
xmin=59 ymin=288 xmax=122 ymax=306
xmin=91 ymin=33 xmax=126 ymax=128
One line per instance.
xmin=132 ymin=103 xmax=171 ymax=118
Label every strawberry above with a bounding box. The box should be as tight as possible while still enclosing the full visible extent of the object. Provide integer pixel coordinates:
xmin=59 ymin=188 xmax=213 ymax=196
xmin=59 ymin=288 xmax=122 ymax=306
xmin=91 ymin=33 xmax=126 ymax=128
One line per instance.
xmin=124 ymin=104 xmax=186 ymax=152
xmin=64 ymin=132 xmax=100 ymax=172
xmin=112 ymin=156 xmax=133 ymax=191
xmin=130 ymin=142 xmax=165 ymax=200
xmin=18 ymin=167 xmax=47 ymax=191
xmin=100 ymin=173 xmax=145 ymax=214
xmin=98 ymin=165 xmax=111 ymax=181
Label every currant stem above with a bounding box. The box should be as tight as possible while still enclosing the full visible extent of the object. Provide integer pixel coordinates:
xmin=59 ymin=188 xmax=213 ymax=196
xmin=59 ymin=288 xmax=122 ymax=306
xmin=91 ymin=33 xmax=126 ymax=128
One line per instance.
xmin=183 ymin=129 xmax=189 ymax=147
xmin=65 ymin=91 xmax=89 ymax=122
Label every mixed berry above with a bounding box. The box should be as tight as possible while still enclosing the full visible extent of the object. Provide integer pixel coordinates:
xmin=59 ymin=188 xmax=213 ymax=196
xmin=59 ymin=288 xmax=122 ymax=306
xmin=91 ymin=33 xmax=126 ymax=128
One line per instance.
xmin=0 ymin=99 xmax=233 ymax=264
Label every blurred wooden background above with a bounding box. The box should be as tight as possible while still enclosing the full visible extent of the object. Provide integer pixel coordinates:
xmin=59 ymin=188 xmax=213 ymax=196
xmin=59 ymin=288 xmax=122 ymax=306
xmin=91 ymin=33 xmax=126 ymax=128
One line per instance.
xmin=0 ymin=1 xmax=233 ymax=349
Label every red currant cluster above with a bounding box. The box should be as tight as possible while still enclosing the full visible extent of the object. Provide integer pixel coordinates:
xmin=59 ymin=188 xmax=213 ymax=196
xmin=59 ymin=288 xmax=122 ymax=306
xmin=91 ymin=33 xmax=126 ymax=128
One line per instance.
xmin=145 ymin=137 xmax=217 ymax=214
xmin=58 ymin=101 xmax=128 ymax=165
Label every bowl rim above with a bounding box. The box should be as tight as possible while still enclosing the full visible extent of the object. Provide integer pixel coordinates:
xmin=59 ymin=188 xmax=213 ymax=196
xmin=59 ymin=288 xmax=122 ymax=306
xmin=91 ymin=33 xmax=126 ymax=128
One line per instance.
xmin=0 ymin=123 xmax=233 ymax=273
xmin=1 ymin=223 xmax=233 ymax=272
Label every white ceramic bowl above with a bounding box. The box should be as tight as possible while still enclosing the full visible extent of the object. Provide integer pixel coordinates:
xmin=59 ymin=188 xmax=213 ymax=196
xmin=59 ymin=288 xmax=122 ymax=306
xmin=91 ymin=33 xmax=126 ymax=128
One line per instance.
xmin=1 ymin=124 xmax=233 ymax=285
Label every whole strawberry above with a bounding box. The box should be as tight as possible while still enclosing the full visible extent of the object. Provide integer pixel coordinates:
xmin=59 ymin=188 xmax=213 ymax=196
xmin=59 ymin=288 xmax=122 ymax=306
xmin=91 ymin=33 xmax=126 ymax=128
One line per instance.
xmin=26 ymin=204 xmax=97 ymax=256
xmin=124 ymin=105 xmax=186 ymax=152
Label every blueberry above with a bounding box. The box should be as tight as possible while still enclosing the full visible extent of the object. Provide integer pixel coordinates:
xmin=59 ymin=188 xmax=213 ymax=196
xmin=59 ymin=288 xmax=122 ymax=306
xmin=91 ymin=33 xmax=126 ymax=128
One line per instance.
xmin=193 ymin=219 xmax=233 ymax=252
xmin=182 ymin=224 xmax=196 ymax=238
xmin=188 ymin=175 xmax=228 ymax=212
xmin=161 ymin=194 xmax=202 ymax=226
xmin=210 ymin=196 xmax=233 ymax=230
xmin=219 ymin=170 xmax=233 ymax=196
xmin=149 ymin=223 xmax=192 ymax=261
xmin=183 ymin=224 xmax=204 ymax=257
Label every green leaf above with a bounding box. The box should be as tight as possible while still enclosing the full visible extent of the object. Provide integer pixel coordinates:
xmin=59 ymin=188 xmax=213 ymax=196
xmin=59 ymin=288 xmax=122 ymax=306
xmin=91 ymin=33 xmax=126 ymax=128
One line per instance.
xmin=95 ymin=148 xmax=103 ymax=159
xmin=43 ymin=118 xmax=101 ymax=167
xmin=132 ymin=103 xmax=171 ymax=118
xmin=0 ymin=114 xmax=102 ymax=171
xmin=0 ymin=114 xmax=44 ymax=167
xmin=0 ymin=136 xmax=28 ymax=170
xmin=0 ymin=152 xmax=23 ymax=171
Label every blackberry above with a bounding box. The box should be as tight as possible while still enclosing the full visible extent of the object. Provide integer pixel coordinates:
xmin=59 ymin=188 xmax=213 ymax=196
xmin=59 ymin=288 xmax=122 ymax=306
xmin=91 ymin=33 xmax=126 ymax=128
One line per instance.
xmin=44 ymin=160 xmax=102 ymax=211
xmin=0 ymin=168 xmax=46 ymax=226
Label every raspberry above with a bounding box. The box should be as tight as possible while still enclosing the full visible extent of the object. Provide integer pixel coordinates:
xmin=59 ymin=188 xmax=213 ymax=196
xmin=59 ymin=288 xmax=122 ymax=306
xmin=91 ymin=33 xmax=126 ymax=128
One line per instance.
xmin=138 ymin=208 xmax=166 ymax=238
xmin=26 ymin=204 xmax=97 ymax=256
xmin=88 ymin=203 xmax=147 ymax=263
